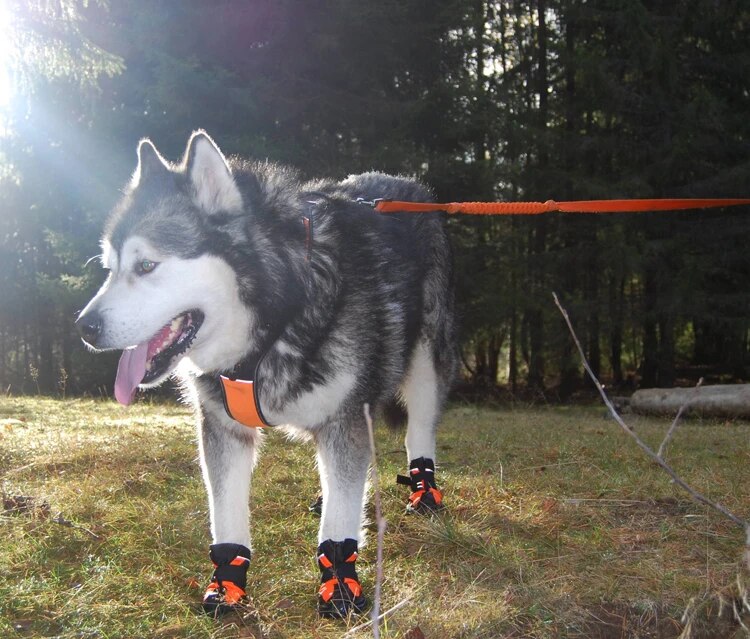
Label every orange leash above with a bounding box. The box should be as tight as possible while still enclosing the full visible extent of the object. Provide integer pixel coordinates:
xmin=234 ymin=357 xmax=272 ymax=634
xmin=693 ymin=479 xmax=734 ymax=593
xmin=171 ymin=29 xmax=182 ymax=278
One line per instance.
xmin=373 ymin=198 xmax=750 ymax=215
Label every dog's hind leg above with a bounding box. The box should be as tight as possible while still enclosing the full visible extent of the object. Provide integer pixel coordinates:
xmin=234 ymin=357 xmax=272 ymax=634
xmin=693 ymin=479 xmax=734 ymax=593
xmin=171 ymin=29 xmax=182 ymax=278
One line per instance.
xmin=198 ymin=400 xmax=261 ymax=615
xmin=399 ymin=339 xmax=446 ymax=513
xmin=403 ymin=340 xmax=440 ymax=462
xmin=314 ymin=419 xmax=369 ymax=618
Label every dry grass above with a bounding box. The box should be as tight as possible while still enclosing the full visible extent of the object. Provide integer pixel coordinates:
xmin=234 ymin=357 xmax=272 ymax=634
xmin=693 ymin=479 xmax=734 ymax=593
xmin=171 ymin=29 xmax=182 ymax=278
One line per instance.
xmin=1 ymin=396 xmax=749 ymax=638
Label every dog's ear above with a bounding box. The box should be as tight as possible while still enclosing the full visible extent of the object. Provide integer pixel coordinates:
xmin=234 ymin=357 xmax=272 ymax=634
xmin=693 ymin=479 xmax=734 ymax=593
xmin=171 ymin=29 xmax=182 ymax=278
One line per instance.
xmin=184 ymin=131 xmax=243 ymax=214
xmin=131 ymin=138 xmax=169 ymax=188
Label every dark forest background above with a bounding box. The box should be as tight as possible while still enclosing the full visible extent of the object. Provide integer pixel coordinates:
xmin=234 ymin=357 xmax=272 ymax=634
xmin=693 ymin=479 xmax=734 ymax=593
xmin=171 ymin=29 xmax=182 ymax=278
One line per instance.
xmin=0 ymin=0 xmax=748 ymax=399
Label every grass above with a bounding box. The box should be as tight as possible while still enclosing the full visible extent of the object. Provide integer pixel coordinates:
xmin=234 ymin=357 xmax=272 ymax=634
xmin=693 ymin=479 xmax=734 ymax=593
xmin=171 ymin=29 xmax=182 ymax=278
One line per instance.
xmin=1 ymin=396 xmax=749 ymax=638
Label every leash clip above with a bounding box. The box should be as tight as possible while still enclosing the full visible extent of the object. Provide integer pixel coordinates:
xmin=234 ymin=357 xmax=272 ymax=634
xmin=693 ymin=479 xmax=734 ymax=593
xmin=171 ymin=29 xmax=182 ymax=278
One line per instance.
xmin=355 ymin=197 xmax=387 ymax=208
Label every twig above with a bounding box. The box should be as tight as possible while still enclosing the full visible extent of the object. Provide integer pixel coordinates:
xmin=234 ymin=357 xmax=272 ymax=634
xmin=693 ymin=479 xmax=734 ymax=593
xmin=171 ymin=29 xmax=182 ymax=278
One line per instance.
xmin=553 ymin=292 xmax=748 ymax=538
xmin=343 ymin=596 xmax=412 ymax=637
xmin=657 ymin=377 xmax=703 ymax=459
xmin=51 ymin=513 xmax=102 ymax=540
xmin=2 ymin=459 xmax=72 ymax=477
xmin=364 ymin=403 xmax=386 ymax=639
xmin=563 ymin=498 xmax=662 ymax=505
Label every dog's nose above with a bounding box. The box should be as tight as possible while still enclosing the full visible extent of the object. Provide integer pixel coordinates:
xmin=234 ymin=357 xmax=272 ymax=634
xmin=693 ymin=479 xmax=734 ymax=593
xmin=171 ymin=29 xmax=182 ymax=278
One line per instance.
xmin=76 ymin=310 xmax=103 ymax=346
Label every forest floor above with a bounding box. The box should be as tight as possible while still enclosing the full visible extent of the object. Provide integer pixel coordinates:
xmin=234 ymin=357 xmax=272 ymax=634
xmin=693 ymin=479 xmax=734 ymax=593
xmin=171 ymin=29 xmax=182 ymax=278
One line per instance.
xmin=1 ymin=397 xmax=749 ymax=638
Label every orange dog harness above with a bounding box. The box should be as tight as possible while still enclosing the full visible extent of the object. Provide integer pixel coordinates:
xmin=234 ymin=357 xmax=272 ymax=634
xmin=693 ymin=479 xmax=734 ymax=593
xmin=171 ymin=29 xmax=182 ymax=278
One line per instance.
xmin=219 ymin=375 xmax=271 ymax=428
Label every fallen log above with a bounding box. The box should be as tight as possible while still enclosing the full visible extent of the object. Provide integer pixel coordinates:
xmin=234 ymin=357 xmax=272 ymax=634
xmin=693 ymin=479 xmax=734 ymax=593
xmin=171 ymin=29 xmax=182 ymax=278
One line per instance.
xmin=631 ymin=384 xmax=750 ymax=418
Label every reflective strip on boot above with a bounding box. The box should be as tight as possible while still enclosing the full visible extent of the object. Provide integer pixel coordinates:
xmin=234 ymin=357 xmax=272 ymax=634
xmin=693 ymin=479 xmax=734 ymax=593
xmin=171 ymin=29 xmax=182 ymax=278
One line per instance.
xmin=203 ymin=580 xmax=246 ymax=606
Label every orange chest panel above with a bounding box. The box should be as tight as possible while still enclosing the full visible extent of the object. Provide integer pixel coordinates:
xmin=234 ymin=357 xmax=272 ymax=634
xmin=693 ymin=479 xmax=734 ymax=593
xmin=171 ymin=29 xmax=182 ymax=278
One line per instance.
xmin=219 ymin=376 xmax=272 ymax=428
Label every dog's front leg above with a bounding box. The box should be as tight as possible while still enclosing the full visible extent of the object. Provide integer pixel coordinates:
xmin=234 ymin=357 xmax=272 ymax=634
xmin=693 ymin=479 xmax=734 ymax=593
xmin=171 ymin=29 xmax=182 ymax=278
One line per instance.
xmin=197 ymin=398 xmax=261 ymax=615
xmin=314 ymin=419 xmax=369 ymax=618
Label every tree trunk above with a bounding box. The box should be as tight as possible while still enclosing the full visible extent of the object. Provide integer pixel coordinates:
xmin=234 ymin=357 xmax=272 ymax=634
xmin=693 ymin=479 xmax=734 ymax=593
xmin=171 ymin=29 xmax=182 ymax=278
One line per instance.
xmin=509 ymin=306 xmax=518 ymax=393
xmin=657 ymin=315 xmax=676 ymax=388
xmin=527 ymin=255 xmax=546 ymax=391
xmin=474 ymin=338 xmax=488 ymax=385
xmin=609 ymin=274 xmax=625 ymax=386
xmin=641 ymin=267 xmax=658 ymax=387
xmin=509 ymin=218 xmax=519 ymax=394
xmin=487 ymin=333 xmax=501 ymax=386
xmin=527 ymin=0 xmax=549 ymax=393
xmin=587 ymin=254 xmax=601 ymax=381
xmin=37 ymin=308 xmax=55 ymax=394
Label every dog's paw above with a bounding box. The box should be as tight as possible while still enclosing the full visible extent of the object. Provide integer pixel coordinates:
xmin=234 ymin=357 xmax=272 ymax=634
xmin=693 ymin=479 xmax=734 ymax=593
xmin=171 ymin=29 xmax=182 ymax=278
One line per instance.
xmin=316 ymin=538 xmax=368 ymax=619
xmin=201 ymin=543 xmax=251 ymax=617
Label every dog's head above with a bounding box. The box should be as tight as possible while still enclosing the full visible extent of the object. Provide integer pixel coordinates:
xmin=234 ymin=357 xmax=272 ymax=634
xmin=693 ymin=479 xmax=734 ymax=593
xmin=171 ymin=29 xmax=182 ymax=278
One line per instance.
xmin=76 ymin=131 xmax=255 ymax=405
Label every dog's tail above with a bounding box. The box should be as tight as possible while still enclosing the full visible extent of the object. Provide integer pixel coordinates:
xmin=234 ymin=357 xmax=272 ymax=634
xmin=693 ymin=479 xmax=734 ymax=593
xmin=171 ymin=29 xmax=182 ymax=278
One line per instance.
xmin=381 ymin=397 xmax=407 ymax=429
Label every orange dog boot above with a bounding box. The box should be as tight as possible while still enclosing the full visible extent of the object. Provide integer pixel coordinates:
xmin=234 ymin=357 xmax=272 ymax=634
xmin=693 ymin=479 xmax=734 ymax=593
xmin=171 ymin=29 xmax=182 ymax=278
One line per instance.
xmin=317 ymin=538 xmax=367 ymax=618
xmin=396 ymin=457 xmax=444 ymax=514
xmin=202 ymin=543 xmax=251 ymax=616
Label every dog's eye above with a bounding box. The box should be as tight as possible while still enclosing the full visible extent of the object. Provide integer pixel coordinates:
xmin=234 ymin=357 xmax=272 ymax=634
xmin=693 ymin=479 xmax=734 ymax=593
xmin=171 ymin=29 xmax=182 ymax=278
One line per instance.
xmin=135 ymin=259 xmax=158 ymax=275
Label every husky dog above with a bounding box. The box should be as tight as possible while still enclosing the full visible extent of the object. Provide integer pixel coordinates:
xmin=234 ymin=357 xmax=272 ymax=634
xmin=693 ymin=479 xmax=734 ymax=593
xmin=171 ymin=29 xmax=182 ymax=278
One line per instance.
xmin=76 ymin=131 xmax=457 ymax=617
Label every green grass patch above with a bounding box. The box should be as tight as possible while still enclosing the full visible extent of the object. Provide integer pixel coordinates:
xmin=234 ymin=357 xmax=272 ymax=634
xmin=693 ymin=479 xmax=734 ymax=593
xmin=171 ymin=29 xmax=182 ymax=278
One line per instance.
xmin=1 ymin=397 xmax=748 ymax=637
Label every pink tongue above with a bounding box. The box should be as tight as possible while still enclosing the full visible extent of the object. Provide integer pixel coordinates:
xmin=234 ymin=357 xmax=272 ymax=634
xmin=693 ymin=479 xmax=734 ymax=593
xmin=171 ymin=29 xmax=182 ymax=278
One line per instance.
xmin=114 ymin=342 xmax=149 ymax=406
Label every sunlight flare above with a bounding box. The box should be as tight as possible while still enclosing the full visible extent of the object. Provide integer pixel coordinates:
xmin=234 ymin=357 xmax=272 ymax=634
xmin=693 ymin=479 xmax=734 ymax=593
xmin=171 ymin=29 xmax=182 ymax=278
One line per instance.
xmin=0 ymin=1 xmax=15 ymax=108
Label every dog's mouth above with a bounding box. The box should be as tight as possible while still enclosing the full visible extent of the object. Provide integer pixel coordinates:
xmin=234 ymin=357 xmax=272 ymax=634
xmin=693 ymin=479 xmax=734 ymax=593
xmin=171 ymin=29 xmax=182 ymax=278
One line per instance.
xmin=114 ymin=310 xmax=204 ymax=405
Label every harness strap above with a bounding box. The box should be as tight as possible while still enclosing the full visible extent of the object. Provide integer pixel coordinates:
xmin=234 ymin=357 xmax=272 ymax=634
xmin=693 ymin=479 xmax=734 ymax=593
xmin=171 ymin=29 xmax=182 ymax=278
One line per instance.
xmin=217 ymin=199 xmax=322 ymax=428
